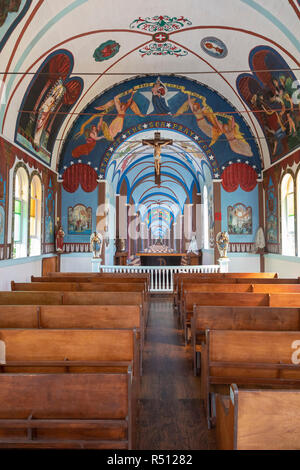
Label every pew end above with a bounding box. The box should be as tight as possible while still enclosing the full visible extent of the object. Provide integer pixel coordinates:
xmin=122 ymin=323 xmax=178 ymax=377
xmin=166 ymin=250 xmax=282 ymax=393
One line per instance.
xmin=216 ymin=384 xmax=300 ymax=450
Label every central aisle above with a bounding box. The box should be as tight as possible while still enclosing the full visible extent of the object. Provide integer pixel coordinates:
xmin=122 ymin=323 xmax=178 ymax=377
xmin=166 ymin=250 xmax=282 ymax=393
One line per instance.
xmin=137 ymin=296 xmax=217 ymax=450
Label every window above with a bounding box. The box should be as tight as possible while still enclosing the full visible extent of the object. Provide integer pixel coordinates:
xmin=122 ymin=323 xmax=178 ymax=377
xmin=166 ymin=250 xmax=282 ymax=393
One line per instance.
xmin=281 ymin=173 xmax=295 ymax=256
xmin=203 ymin=185 xmax=209 ymax=249
xmin=13 ymin=166 xmax=29 ymax=258
xmin=29 ymin=174 xmax=42 ymax=256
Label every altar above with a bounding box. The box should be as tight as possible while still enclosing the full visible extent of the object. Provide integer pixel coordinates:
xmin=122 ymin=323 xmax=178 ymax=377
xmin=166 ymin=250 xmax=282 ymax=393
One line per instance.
xmin=137 ymin=253 xmax=186 ymax=266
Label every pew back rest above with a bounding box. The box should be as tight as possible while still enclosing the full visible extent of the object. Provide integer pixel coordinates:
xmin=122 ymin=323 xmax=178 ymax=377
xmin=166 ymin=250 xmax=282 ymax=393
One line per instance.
xmin=269 ymin=293 xmax=300 ymax=307
xmin=253 ymin=284 xmax=300 ymax=293
xmin=184 ymin=292 xmax=269 ymax=311
xmin=62 ymin=291 xmax=143 ymax=306
xmin=231 ymin=385 xmax=300 ymax=450
xmin=193 ymin=306 xmax=300 ymax=331
xmin=0 ymin=305 xmax=142 ymax=329
xmin=11 ymin=282 xmax=146 ymax=293
xmin=0 ymin=292 xmax=63 ymax=305
xmin=0 ymin=329 xmax=135 ymax=362
xmin=208 ymin=329 xmax=300 ymax=365
xmin=182 ymin=284 xmax=252 ymax=293
xmin=0 ymin=372 xmax=130 ymax=420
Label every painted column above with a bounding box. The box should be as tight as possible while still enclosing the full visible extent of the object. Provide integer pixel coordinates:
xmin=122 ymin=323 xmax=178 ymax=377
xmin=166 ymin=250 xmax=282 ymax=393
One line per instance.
xmin=213 ymin=180 xmax=222 ymax=264
xmin=258 ymin=180 xmax=265 ymax=272
xmin=96 ymin=180 xmax=106 ymax=263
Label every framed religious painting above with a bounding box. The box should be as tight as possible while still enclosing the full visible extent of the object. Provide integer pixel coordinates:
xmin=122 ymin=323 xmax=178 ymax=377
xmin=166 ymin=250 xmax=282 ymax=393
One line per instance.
xmin=68 ymin=204 xmax=92 ymax=235
xmin=227 ymin=203 xmax=252 ymax=235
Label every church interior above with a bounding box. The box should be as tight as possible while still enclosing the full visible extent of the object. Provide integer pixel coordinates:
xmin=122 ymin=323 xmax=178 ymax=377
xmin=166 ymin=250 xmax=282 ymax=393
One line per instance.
xmin=0 ymin=0 xmax=299 ymax=451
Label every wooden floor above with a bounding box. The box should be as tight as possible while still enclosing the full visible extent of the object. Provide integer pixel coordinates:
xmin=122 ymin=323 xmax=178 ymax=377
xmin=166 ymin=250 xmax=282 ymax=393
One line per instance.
xmin=137 ymin=296 xmax=217 ymax=450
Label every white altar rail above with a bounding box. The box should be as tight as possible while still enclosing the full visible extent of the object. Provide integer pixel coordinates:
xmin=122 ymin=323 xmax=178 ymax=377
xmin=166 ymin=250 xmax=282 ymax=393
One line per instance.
xmin=98 ymin=264 xmax=220 ymax=293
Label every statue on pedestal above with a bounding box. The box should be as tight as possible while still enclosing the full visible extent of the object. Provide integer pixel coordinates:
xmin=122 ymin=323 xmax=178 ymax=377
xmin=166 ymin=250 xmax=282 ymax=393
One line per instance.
xmin=90 ymin=231 xmax=103 ymax=258
xmin=216 ymin=231 xmax=229 ymax=258
xmin=55 ymin=225 xmax=65 ymax=252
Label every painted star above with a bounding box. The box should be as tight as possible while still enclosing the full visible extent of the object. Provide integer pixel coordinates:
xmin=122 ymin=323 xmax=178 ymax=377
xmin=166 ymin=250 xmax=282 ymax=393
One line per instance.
xmin=109 ymin=147 xmax=114 ymax=152
xmin=122 ymin=134 xmax=127 ymax=139
xmin=209 ymin=155 xmax=214 ymax=160
xmin=194 ymin=135 xmax=199 ymax=140
xmin=214 ymin=173 xmax=219 ymax=178
xmin=143 ymin=123 xmax=148 ymax=129
xmin=166 ymin=123 xmax=171 ymax=128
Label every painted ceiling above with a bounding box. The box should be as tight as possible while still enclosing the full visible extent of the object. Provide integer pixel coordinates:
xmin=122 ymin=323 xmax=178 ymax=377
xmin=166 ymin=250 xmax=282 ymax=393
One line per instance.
xmin=0 ymin=0 xmax=299 ymax=235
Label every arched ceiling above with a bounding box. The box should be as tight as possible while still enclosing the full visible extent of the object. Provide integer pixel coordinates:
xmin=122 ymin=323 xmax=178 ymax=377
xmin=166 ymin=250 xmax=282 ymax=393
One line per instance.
xmin=1 ymin=0 xmax=299 ymax=176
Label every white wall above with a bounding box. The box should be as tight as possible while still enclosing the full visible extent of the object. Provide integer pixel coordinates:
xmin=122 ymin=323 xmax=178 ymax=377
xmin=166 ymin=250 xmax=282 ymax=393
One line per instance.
xmin=227 ymin=253 xmax=261 ymax=273
xmin=264 ymin=254 xmax=300 ymax=278
xmin=60 ymin=253 xmax=93 ymax=272
xmin=0 ymin=257 xmax=43 ymax=290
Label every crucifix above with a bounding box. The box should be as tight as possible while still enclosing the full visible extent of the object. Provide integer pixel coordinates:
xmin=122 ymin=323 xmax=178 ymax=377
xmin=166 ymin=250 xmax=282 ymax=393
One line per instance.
xmin=142 ymin=132 xmax=173 ymax=185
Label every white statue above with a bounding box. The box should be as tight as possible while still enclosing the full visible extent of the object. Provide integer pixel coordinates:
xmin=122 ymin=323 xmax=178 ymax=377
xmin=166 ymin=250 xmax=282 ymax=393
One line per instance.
xmin=216 ymin=231 xmax=229 ymax=258
xmin=187 ymin=235 xmax=199 ymax=254
xmin=254 ymin=226 xmax=265 ymax=253
xmin=90 ymin=231 xmax=103 ymax=258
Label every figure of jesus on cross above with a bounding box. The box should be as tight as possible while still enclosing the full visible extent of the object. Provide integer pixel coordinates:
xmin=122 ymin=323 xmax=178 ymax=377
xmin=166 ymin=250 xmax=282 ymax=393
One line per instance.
xmin=142 ymin=132 xmax=173 ymax=183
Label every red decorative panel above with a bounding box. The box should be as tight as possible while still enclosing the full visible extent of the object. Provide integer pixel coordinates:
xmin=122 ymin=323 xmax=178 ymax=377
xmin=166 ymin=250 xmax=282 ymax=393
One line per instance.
xmin=62 ymin=163 xmax=98 ymax=193
xmin=221 ymin=163 xmax=257 ymax=192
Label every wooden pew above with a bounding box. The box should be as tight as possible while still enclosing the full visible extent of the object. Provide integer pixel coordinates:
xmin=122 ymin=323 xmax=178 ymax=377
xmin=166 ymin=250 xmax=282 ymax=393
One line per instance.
xmin=0 ymin=370 xmax=136 ymax=449
xmin=216 ymin=384 xmax=300 ymax=450
xmin=192 ymin=306 xmax=300 ymax=375
xmin=11 ymin=281 xmax=149 ymax=322
xmin=182 ymin=291 xmax=270 ymax=344
xmin=45 ymin=272 xmax=151 ymax=290
xmin=178 ymin=283 xmax=253 ymax=318
xmin=175 ymin=276 xmax=299 ymax=310
xmin=0 ymin=305 xmax=144 ymax=375
xmin=179 ymin=283 xmax=300 ymax=319
xmin=201 ymin=329 xmax=300 ymax=428
xmin=0 ymin=328 xmax=140 ymax=377
xmin=31 ymin=274 xmax=148 ymax=286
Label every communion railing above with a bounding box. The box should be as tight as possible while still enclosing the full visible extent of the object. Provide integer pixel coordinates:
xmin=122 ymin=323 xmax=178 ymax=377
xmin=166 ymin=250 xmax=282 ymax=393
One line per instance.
xmin=95 ymin=264 xmax=221 ymax=293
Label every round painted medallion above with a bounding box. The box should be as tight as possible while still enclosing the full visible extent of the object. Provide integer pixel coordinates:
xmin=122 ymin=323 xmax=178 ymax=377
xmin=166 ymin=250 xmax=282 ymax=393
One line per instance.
xmin=200 ymin=36 xmax=228 ymax=58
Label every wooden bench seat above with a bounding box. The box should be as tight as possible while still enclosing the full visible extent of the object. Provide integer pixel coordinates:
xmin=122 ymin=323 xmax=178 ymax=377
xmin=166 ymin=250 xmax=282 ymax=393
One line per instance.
xmin=0 ymin=370 xmax=136 ymax=449
xmin=0 ymin=305 xmax=144 ymax=375
xmin=201 ymin=329 xmax=300 ymax=428
xmin=216 ymin=384 xmax=300 ymax=450
xmin=192 ymin=306 xmax=300 ymax=375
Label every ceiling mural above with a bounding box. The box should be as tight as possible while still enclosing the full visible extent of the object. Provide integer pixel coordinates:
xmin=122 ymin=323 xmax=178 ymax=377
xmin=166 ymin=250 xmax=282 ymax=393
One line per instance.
xmin=15 ymin=50 xmax=83 ymax=165
xmin=0 ymin=0 xmax=32 ymax=52
xmin=237 ymin=45 xmax=300 ymax=164
xmin=59 ymin=74 xmax=261 ymax=182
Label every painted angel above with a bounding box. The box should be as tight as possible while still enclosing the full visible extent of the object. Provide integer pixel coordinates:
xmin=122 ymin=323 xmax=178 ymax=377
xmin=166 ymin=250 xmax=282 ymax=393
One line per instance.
xmin=72 ymin=91 xmax=144 ymax=158
xmin=175 ymin=94 xmax=253 ymax=156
